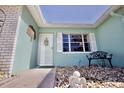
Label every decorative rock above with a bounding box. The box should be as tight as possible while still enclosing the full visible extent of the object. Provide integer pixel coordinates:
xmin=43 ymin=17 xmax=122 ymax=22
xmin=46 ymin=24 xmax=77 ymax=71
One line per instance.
xmin=55 ymin=66 xmax=124 ymax=88
xmin=0 ymin=70 xmax=8 ymax=81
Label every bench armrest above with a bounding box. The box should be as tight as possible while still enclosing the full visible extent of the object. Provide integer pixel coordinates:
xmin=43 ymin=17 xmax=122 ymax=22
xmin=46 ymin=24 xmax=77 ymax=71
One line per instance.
xmin=106 ymin=54 xmax=112 ymax=59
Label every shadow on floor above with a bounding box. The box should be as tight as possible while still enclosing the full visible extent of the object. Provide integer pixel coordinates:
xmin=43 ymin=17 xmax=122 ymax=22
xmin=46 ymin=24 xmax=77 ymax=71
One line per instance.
xmin=37 ymin=68 xmax=56 ymax=88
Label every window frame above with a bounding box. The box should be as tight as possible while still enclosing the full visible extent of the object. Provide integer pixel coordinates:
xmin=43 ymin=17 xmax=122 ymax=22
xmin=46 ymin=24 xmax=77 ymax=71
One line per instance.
xmin=62 ymin=33 xmax=92 ymax=54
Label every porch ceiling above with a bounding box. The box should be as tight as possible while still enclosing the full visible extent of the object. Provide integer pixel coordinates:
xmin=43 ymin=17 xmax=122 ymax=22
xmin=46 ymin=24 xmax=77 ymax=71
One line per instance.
xmin=26 ymin=5 xmax=121 ymax=28
xmin=40 ymin=5 xmax=110 ymax=24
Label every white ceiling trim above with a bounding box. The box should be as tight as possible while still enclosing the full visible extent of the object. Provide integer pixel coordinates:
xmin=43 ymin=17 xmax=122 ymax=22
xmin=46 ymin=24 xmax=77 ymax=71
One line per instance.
xmin=95 ymin=5 xmax=122 ymax=27
xmin=26 ymin=5 xmax=121 ymax=28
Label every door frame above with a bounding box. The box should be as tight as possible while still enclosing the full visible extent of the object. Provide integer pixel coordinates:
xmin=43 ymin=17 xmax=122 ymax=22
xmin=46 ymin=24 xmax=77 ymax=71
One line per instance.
xmin=37 ymin=32 xmax=54 ymax=66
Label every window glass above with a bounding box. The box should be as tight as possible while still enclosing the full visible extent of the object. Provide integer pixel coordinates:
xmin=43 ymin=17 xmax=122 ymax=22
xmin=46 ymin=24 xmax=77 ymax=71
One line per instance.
xmin=70 ymin=34 xmax=82 ymax=42
xmin=63 ymin=34 xmax=68 ymax=42
xmin=63 ymin=43 xmax=69 ymax=52
xmin=83 ymin=34 xmax=88 ymax=42
xmin=70 ymin=34 xmax=83 ymax=52
xmin=62 ymin=33 xmax=91 ymax=52
xmin=71 ymin=43 xmax=83 ymax=51
xmin=83 ymin=34 xmax=91 ymax=52
xmin=63 ymin=34 xmax=69 ymax=52
xmin=84 ymin=43 xmax=91 ymax=51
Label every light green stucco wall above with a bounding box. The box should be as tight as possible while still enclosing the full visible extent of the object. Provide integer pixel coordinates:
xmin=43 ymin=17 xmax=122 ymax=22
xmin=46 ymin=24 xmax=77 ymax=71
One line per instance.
xmin=12 ymin=6 xmax=39 ymax=74
xmin=96 ymin=16 xmax=124 ymax=67
xmin=38 ymin=28 xmax=96 ymax=67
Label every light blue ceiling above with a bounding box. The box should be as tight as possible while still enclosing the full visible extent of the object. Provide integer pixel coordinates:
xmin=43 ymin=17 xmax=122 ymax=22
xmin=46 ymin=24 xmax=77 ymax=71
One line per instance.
xmin=40 ymin=5 xmax=111 ymax=24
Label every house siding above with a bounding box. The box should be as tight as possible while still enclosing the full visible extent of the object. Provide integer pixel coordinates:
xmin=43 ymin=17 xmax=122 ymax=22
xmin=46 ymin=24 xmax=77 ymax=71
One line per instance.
xmin=0 ymin=6 xmax=22 ymax=76
xmin=12 ymin=6 xmax=39 ymax=74
xmin=38 ymin=28 xmax=96 ymax=67
xmin=96 ymin=16 xmax=124 ymax=67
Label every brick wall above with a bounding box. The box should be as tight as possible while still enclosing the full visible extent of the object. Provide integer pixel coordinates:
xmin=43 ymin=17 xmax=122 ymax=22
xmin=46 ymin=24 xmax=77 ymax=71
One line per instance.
xmin=0 ymin=6 xmax=22 ymax=76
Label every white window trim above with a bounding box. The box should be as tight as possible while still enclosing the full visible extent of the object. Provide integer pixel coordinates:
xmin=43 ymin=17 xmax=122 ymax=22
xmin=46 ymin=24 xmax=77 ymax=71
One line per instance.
xmin=82 ymin=34 xmax=85 ymax=52
xmin=62 ymin=51 xmax=92 ymax=54
xmin=68 ymin=34 xmax=71 ymax=52
xmin=62 ymin=33 xmax=93 ymax=54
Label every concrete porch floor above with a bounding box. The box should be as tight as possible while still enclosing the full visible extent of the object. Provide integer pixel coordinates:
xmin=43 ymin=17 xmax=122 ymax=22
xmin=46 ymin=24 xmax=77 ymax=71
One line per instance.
xmin=0 ymin=68 xmax=56 ymax=88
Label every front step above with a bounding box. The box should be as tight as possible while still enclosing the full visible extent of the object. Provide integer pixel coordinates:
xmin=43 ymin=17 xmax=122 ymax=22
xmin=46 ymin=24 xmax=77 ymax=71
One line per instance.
xmin=38 ymin=66 xmax=55 ymax=68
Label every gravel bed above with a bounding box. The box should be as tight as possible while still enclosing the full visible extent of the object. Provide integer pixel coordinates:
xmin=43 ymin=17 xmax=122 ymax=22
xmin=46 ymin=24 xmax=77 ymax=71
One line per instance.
xmin=55 ymin=66 xmax=124 ymax=88
xmin=0 ymin=71 xmax=8 ymax=81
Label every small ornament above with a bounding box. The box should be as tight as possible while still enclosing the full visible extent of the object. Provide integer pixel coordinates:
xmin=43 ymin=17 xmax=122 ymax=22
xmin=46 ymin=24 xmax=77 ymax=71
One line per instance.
xmin=73 ymin=71 xmax=80 ymax=78
xmin=69 ymin=71 xmax=87 ymax=88
xmin=44 ymin=37 xmax=49 ymax=46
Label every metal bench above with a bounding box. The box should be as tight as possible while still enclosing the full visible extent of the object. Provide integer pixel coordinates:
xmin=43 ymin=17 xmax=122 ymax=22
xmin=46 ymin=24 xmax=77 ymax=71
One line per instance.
xmin=86 ymin=51 xmax=113 ymax=68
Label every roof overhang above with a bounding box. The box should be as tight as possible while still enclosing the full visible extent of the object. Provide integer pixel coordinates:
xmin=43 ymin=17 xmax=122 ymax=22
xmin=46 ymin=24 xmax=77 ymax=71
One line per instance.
xmin=26 ymin=5 xmax=122 ymax=28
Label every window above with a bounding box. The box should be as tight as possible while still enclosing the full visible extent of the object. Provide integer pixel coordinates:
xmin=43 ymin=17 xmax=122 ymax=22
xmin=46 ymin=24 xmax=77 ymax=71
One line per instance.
xmin=62 ymin=33 xmax=91 ymax=52
xmin=83 ymin=34 xmax=91 ymax=52
xmin=63 ymin=34 xmax=69 ymax=52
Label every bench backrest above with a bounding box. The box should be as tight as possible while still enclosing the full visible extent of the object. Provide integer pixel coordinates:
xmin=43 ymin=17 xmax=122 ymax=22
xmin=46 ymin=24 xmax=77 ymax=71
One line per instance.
xmin=89 ymin=51 xmax=110 ymax=59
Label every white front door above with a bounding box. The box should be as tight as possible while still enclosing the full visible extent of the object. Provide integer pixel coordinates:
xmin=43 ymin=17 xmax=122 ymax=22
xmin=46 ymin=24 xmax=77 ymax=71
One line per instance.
xmin=38 ymin=33 xmax=53 ymax=66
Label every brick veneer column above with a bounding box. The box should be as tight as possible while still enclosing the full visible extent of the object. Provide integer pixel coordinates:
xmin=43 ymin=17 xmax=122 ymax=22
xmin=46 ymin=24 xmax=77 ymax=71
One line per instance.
xmin=0 ymin=6 xmax=22 ymax=76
